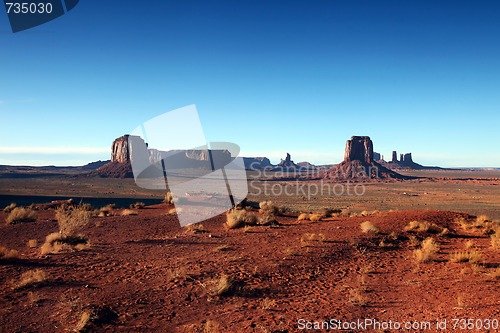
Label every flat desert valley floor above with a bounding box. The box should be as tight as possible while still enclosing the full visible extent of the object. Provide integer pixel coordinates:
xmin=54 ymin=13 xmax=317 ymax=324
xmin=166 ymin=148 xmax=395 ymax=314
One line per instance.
xmin=0 ymin=169 xmax=499 ymax=332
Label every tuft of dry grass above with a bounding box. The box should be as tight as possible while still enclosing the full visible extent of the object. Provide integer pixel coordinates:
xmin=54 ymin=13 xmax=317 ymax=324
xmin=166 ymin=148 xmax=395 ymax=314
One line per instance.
xmin=121 ymin=209 xmax=138 ymax=216
xmin=130 ymin=202 xmax=145 ymax=209
xmin=259 ymin=200 xmax=278 ymax=223
xmin=167 ymin=207 xmax=177 ymax=215
xmin=226 ymin=209 xmax=257 ymax=229
xmin=0 ymin=245 xmax=19 ymax=259
xmin=6 ymin=207 xmax=37 ymax=224
xmin=491 ymin=228 xmax=500 ymax=249
xmin=209 ymin=274 xmax=236 ymax=297
xmin=56 ymin=205 xmax=91 ymax=238
xmin=297 ymin=213 xmax=310 ymax=221
xmin=404 ymin=220 xmax=443 ymax=234
xmin=360 ymin=221 xmax=380 ymax=234
xmin=163 ymin=191 xmax=174 ymax=204
xmin=75 ymin=311 xmax=91 ymax=332
xmin=3 ymin=203 xmax=17 ymax=213
xmin=203 ymin=320 xmax=220 ymax=333
xmin=15 ymin=269 xmax=48 ymax=289
xmin=449 ymin=250 xmax=483 ymax=264
xmin=309 ymin=213 xmax=323 ymax=222
xmin=414 ymin=237 xmax=439 ymax=263
xmin=300 ymin=233 xmax=326 ymax=247
xmin=475 ymin=215 xmax=489 ymax=224
xmin=27 ymin=239 xmax=38 ymax=248
xmin=185 ymin=223 xmax=206 ymax=234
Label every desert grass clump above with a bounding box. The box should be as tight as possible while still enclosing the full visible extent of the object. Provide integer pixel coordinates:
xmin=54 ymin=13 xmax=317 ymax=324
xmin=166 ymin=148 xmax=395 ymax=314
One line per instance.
xmin=309 ymin=213 xmax=323 ymax=222
xmin=491 ymin=228 xmax=500 ymax=249
xmin=130 ymin=202 xmax=145 ymax=209
xmin=15 ymin=269 xmax=48 ymax=289
xmin=226 ymin=209 xmax=257 ymax=229
xmin=167 ymin=207 xmax=177 ymax=215
xmin=185 ymin=223 xmax=206 ymax=234
xmin=449 ymin=250 xmax=483 ymax=264
xmin=360 ymin=221 xmax=380 ymax=234
xmin=0 ymin=245 xmax=19 ymax=259
xmin=414 ymin=237 xmax=439 ymax=263
xmin=259 ymin=200 xmax=278 ymax=223
xmin=121 ymin=209 xmax=138 ymax=216
xmin=56 ymin=205 xmax=91 ymax=238
xmin=27 ymin=239 xmax=38 ymax=248
xmin=297 ymin=213 xmax=310 ymax=221
xmin=3 ymin=203 xmax=17 ymax=213
xmin=163 ymin=191 xmax=174 ymax=204
xmin=209 ymin=274 xmax=236 ymax=297
xmin=300 ymin=233 xmax=326 ymax=247
xmin=6 ymin=207 xmax=37 ymax=224
xmin=404 ymin=220 xmax=442 ymax=234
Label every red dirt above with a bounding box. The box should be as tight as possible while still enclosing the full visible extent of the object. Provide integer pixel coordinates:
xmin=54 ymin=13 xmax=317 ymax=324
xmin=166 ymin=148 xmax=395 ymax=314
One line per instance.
xmin=1 ymin=206 xmax=499 ymax=332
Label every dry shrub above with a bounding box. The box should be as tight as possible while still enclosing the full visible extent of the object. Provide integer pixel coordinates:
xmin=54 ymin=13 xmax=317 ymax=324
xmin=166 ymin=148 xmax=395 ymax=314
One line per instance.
xmin=185 ymin=223 xmax=206 ymax=234
xmin=209 ymin=274 xmax=236 ymax=297
xmin=56 ymin=205 xmax=91 ymax=238
xmin=414 ymin=237 xmax=439 ymax=263
xmin=3 ymin=203 xmax=17 ymax=213
xmin=455 ymin=216 xmax=471 ymax=230
xmin=99 ymin=204 xmax=115 ymax=217
xmin=404 ymin=220 xmax=442 ymax=233
xmin=259 ymin=200 xmax=278 ymax=223
xmin=309 ymin=213 xmax=323 ymax=222
xmin=130 ymin=202 xmax=145 ymax=209
xmin=226 ymin=209 xmax=257 ymax=229
xmin=121 ymin=209 xmax=138 ymax=216
xmin=450 ymin=250 xmax=483 ymax=264
xmin=163 ymin=191 xmax=174 ymax=204
xmin=27 ymin=239 xmax=38 ymax=248
xmin=6 ymin=207 xmax=37 ymax=224
xmin=464 ymin=240 xmax=475 ymax=250
xmin=297 ymin=213 xmax=310 ymax=221
xmin=167 ymin=208 xmax=177 ymax=215
xmin=491 ymin=228 xmax=500 ymax=249
xmin=300 ymin=233 xmax=326 ymax=247
xmin=476 ymin=215 xmax=489 ymax=224
xmin=16 ymin=269 xmax=48 ymax=289
xmin=323 ymin=208 xmax=341 ymax=217
xmin=75 ymin=311 xmax=91 ymax=332
xmin=360 ymin=221 xmax=380 ymax=234
xmin=0 ymin=245 xmax=19 ymax=259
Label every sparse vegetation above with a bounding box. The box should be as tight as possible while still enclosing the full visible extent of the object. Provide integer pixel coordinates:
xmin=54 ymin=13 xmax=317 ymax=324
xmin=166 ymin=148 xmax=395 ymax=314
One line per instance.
xmin=259 ymin=200 xmax=278 ymax=224
xmin=414 ymin=237 xmax=439 ymax=263
xmin=121 ymin=209 xmax=138 ymax=216
xmin=309 ymin=213 xmax=323 ymax=222
xmin=0 ymin=245 xmax=19 ymax=259
xmin=297 ymin=213 xmax=310 ymax=221
xmin=449 ymin=250 xmax=483 ymax=264
xmin=300 ymin=233 xmax=326 ymax=247
xmin=404 ymin=220 xmax=443 ymax=234
xmin=348 ymin=288 xmax=368 ymax=306
xmin=226 ymin=209 xmax=257 ymax=229
xmin=6 ymin=207 xmax=37 ymax=224
xmin=185 ymin=223 xmax=206 ymax=234
xmin=360 ymin=221 xmax=380 ymax=234
xmin=130 ymin=202 xmax=145 ymax=209
xmin=27 ymin=239 xmax=38 ymax=248
xmin=491 ymin=228 xmax=500 ymax=249
xmin=56 ymin=205 xmax=91 ymax=238
xmin=15 ymin=269 xmax=48 ymax=289
xmin=163 ymin=191 xmax=174 ymax=204
xmin=209 ymin=274 xmax=236 ymax=297
xmin=3 ymin=202 xmax=17 ymax=213
xmin=167 ymin=207 xmax=177 ymax=215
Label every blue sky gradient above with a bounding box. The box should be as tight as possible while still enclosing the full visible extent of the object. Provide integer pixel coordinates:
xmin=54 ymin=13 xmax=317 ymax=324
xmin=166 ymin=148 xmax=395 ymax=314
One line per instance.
xmin=0 ymin=1 xmax=499 ymax=167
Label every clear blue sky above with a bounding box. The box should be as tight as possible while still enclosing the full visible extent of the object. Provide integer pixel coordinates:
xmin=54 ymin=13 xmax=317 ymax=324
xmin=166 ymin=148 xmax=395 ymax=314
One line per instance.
xmin=1 ymin=1 xmax=499 ymax=167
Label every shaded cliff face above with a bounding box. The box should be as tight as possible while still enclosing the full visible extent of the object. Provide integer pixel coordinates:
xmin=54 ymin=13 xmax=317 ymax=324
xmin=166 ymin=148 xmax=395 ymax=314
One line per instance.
xmin=111 ymin=135 xmax=131 ymax=163
xmin=343 ymin=136 xmax=374 ymax=164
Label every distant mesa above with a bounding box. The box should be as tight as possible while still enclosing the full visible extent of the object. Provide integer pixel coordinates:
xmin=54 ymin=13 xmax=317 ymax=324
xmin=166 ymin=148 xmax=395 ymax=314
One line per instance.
xmin=243 ymin=157 xmax=273 ymax=170
xmin=322 ymin=136 xmax=409 ymax=180
xmin=374 ymin=149 xmax=440 ymax=170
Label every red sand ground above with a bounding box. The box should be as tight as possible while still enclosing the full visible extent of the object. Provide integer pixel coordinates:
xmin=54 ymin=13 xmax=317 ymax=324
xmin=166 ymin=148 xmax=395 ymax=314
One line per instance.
xmin=1 ymin=205 xmax=499 ymax=332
